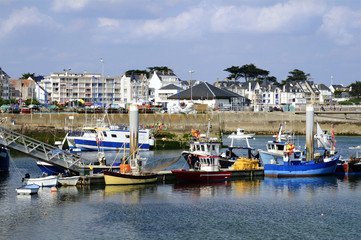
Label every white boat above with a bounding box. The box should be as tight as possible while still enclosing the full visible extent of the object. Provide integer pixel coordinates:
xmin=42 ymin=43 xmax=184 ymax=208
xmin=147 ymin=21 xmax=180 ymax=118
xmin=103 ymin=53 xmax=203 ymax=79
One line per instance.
xmin=22 ymin=175 xmax=58 ymax=187
xmin=58 ymin=176 xmax=81 ymax=186
xmin=16 ymin=184 xmax=40 ymax=195
xmin=228 ymin=129 xmax=255 ymax=139
xmin=66 ymin=126 xmax=154 ymax=151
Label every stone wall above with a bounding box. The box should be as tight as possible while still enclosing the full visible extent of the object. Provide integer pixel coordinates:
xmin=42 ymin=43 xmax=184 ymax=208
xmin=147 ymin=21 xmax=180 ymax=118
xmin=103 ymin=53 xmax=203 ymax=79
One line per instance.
xmin=1 ymin=111 xmax=361 ymax=135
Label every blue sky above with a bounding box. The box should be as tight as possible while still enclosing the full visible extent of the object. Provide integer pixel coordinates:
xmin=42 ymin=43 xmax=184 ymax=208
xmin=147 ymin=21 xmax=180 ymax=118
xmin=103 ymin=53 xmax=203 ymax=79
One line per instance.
xmin=0 ymin=0 xmax=360 ymax=86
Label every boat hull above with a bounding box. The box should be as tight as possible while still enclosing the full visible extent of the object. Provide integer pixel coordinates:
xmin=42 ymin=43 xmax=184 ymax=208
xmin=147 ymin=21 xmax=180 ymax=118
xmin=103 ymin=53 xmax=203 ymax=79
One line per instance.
xmin=0 ymin=147 xmax=10 ymax=172
xmin=172 ymin=170 xmax=232 ymax=182
xmin=23 ymin=175 xmax=59 ymax=187
xmin=264 ymin=157 xmax=339 ymax=178
xmin=58 ymin=176 xmax=81 ymax=186
xmin=72 ymin=140 xmax=151 ymax=151
xmin=335 ymin=162 xmax=361 ymax=175
xmin=16 ymin=184 xmax=40 ymax=195
xmin=103 ymin=171 xmax=157 ymax=185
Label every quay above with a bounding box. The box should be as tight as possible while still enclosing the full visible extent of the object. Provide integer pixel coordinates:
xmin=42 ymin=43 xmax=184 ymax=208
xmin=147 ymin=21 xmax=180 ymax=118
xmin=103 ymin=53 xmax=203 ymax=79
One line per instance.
xmin=79 ymin=168 xmax=264 ymax=185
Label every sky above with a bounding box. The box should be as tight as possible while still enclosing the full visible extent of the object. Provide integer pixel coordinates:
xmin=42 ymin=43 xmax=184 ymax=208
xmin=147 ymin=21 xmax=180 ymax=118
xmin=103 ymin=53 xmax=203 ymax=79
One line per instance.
xmin=0 ymin=0 xmax=360 ymax=86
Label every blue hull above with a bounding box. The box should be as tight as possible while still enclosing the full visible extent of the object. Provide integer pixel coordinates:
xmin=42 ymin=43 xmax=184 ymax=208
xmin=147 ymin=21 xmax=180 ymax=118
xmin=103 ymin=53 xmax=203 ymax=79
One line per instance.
xmin=0 ymin=147 xmax=10 ymax=172
xmin=37 ymin=164 xmax=67 ymax=176
xmin=264 ymin=156 xmax=339 ymax=178
xmin=72 ymin=139 xmax=150 ymax=151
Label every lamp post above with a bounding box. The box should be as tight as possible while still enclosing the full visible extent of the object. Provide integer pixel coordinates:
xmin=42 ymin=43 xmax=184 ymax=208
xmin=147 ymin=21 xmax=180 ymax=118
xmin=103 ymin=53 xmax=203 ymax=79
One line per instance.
xmin=189 ymin=70 xmax=194 ymax=102
xmin=100 ymin=58 xmax=104 ymax=107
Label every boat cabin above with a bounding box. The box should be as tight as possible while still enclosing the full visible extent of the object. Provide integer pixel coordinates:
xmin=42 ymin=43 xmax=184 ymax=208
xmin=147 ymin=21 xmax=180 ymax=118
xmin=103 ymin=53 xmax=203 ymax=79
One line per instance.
xmin=266 ymin=141 xmax=287 ymax=153
xmin=189 ymin=140 xmax=221 ymax=156
xmin=198 ymin=155 xmax=220 ymax=172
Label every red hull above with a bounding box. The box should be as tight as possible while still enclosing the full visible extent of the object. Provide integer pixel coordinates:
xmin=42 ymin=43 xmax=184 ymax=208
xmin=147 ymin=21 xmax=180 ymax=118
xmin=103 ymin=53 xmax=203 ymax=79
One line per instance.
xmin=172 ymin=170 xmax=232 ymax=182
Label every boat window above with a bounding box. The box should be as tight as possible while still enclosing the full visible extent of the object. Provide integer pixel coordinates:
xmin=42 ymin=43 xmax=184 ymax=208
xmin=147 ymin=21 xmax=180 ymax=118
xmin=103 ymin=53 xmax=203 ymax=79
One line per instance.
xmin=111 ymin=134 xmax=117 ymax=138
xmin=103 ymin=131 xmax=107 ymax=137
xmin=201 ymin=145 xmax=205 ymax=151
xmin=276 ymin=145 xmax=283 ymax=151
xmin=196 ymin=145 xmax=200 ymax=151
xmin=125 ymin=135 xmax=130 ymax=139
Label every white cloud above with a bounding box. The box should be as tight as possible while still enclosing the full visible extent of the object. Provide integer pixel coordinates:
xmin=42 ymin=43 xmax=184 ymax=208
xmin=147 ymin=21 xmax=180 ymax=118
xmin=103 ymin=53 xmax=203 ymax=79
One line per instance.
xmin=319 ymin=7 xmax=361 ymax=45
xmin=52 ymin=0 xmax=90 ymax=12
xmin=0 ymin=7 xmax=54 ymax=37
xmin=210 ymin=0 xmax=326 ymax=34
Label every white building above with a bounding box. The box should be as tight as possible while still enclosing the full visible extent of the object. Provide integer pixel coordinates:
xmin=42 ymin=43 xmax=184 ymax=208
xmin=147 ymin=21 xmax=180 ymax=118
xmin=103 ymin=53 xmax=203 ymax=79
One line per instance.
xmin=41 ymin=70 xmax=120 ymax=106
xmin=118 ymin=73 xmax=149 ymax=107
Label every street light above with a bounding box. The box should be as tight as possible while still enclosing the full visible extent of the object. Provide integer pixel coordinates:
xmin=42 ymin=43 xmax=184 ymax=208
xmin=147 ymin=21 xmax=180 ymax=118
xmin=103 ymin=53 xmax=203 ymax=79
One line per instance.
xmin=189 ymin=70 xmax=195 ymax=101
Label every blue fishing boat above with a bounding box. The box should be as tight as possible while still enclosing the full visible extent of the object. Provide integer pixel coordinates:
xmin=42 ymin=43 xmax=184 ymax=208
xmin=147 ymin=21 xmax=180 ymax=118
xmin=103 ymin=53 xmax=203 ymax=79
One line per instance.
xmin=264 ymin=105 xmax=340 ymax=178
xmin=264 ymin=155 xmax=340 ymax=177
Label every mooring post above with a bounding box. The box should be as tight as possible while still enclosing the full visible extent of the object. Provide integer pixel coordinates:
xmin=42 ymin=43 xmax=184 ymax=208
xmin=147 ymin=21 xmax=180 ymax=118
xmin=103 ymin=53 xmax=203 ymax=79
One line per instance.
xmin=306 ymin=104 xmax=314 ymax=162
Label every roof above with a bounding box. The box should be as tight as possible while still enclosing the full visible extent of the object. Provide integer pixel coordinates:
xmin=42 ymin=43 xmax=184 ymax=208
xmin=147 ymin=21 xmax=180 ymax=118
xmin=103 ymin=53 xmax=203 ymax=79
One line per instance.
xmin=317 ymin=84 xmax=330 ymax=91
xmin=159 ymin=84 xmax=179 ymax=90
xmin=168 ymin=82 xmax=243 ymax=100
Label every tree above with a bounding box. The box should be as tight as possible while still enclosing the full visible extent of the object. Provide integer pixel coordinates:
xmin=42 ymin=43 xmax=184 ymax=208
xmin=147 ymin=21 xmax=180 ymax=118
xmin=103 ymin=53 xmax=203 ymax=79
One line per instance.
xmin=20 ymin=73 xmax=36 ymax=79
xmin=282 ymin=69 xmax=310 ymax=85
xmin=147 ymin=66 xmax=173 ymax=74
xmin=125 ymin=69 xmax=149 ymax=78
xmin=224 ymin=63 xmax=271 ymax=83
xmin=349 ymin=81 xmax=361 ymax=98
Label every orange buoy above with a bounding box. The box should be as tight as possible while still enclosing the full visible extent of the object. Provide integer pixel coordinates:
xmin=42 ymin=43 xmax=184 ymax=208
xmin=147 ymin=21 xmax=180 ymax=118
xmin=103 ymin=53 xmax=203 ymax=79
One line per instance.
xmin=51 ymin=187 xmax=57 ymax=192
xmin=44 ymin=212 xmax=47 ymax=216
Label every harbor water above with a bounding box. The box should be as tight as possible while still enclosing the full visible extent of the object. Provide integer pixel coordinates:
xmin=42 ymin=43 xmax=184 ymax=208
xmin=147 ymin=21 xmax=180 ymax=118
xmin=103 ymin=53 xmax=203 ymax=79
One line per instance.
xmin=1 ymin=136 xmax=361 ymax=239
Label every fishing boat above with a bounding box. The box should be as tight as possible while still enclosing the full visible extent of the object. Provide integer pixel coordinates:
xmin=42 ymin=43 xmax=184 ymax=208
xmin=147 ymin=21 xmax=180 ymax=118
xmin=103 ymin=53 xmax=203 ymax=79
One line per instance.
xmin=259 ymin=123 xmax=295 ymax=165
xmin=172 ymin=154 xmax=232 ymax=182
xmin=0 ymin=146 xmax=10 ymax=172
xmin=103 ymin=105 xmax=158 ymax=185
xmin=66 ymin=126 xmax=154 ymax=151
xmin=16 ymin=184 xmax=40 ymax=195
xmin=58 ymin=176 xmax=81 ymax=186
xmin=264 ymin=105 xmax=340 ymax=178
xmin=22 ymin=174 xmax=58 ymax=187
xmin=221 ymin=131 xmax=258 ymax=168
xmin=336 ymin=146 xmax=361 ymax=175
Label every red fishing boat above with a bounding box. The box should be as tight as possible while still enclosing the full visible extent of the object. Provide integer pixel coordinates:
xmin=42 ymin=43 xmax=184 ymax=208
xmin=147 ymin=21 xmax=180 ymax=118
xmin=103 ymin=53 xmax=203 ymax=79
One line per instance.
xmin=172 ymin=155 xmax=232 ymax=182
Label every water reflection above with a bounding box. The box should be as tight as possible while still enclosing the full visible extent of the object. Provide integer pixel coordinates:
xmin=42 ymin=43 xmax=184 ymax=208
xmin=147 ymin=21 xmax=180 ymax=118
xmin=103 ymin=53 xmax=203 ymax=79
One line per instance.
xmin=231 ymin=179 xmax=261 ymax=196
xmin=264 ymin=176 xmax=338 ymax=191
xmin=173 ymin=181 xmax=232 ymax=198
xmin=336 ymin=175 xmax=361 ymax=190
xmin=103 ymin=184 xmax=158 ymax=203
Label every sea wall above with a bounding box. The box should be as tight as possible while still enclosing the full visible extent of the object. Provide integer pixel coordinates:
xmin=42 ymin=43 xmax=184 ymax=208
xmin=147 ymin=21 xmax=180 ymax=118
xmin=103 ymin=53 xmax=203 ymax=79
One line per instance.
xmin=1 ymin=111 xmax=361 ymax=135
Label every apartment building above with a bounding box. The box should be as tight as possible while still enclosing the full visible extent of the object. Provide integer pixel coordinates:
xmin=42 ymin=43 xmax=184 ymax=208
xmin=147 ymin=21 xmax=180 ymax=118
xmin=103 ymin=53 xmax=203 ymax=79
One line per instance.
xmin=41 ymin=70 xmax=120 ymax=106
xmin=0 ymin=67 xmax=11 ymax=101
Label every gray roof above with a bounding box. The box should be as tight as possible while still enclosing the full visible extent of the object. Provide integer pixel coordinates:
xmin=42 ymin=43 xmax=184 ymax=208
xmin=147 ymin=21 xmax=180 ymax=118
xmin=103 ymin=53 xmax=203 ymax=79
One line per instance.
xmin=168 ymin=82 xmax=242 ymax=100
xmin=317 ymin=84 xmax=330 ymax=91
xmin=159 ymin=84 xmax=179 ymax=90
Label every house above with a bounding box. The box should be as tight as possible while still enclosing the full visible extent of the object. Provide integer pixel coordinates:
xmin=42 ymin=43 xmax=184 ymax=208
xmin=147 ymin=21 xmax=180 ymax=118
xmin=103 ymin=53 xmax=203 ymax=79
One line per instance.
xmin=117 ymin=73 xmax=148 ymax=107
xmin=10 ymin=78 xmax=37 ymax=102
xmin=316 ymin=84 xmax=331 ymax=104
xmin=148 ymin=70 xmax=186 ymax=103
xmin=167 ymin=82 xmax=250 ymax=110
xmin=156 ymin=84 xmax=179 ymax=104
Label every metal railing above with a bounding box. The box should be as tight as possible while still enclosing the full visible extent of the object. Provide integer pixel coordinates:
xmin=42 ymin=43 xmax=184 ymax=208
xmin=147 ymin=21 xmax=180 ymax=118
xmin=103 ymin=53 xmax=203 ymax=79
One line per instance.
xmin=0 ymin=126 xmax=90 ymax=173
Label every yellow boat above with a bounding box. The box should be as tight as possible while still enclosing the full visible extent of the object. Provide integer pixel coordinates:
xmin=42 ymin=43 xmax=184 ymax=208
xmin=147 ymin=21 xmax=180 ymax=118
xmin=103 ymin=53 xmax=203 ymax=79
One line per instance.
xmin=103 ymin=171 xmax=157 ymax=185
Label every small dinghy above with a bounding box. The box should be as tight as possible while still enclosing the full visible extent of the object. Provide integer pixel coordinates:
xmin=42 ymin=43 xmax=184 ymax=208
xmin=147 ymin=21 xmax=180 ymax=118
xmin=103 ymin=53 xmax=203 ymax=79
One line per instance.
xmin=16 ymin=184 xmax=40 ymax=195
xmin=58 ymin=176 xmax=80 ymax=186
xmin=22 ymin=173 xmax=58 ymax=187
